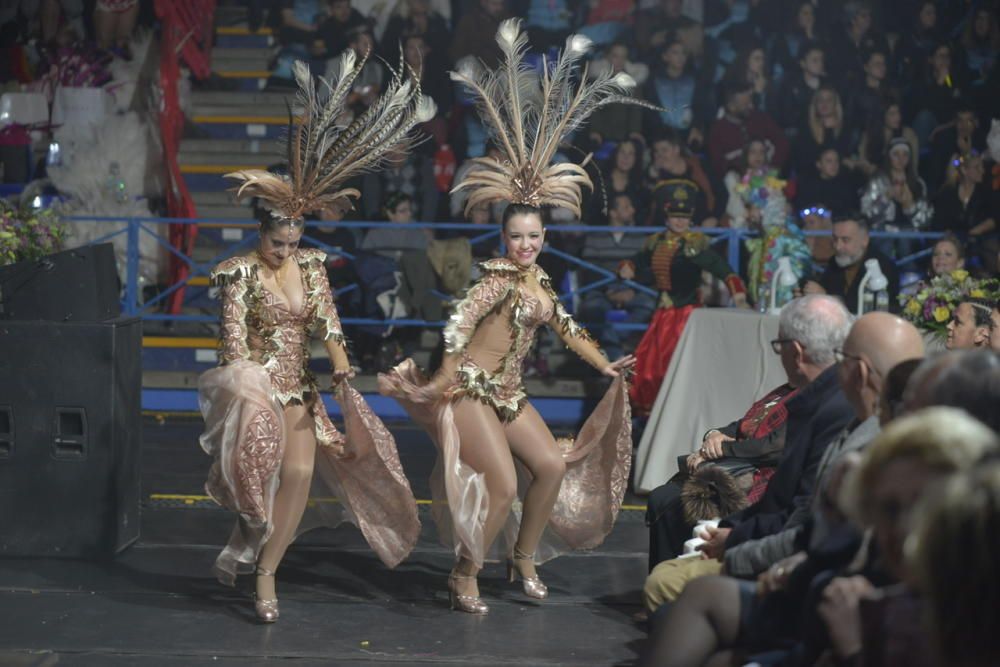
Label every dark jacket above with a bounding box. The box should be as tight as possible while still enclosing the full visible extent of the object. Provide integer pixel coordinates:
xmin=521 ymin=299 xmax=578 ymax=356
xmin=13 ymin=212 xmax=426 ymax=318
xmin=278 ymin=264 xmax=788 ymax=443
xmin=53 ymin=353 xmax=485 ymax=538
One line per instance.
xmin=721 ymin=364 xmax=853 ymax=549
xmin=817 ymin=246 xmax=901 ymax=314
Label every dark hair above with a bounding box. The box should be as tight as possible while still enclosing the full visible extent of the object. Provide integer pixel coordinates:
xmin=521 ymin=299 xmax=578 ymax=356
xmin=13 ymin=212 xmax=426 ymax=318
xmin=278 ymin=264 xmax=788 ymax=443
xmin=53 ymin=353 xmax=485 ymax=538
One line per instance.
xmin=501 ymin=203 xmax=544 ymax=229
xmin=883 ymin=358 xmax=923 ymax=421
xmin=832 ymin=213 xmax=871 ymax=231
xmin=924 ymin=350 xmax=1000 ymax=431
xmin=722 ymin=78 xmax=753 ymax=104
xmin=965 ymin=298 xmax=996 ymax=329
xmin=797 ymin=39 xmax=824 ymax=61
xmin=383 ymin=191 xmax=413 ymax=214
xmin=610 ymin=191 xmax=637 ymax=212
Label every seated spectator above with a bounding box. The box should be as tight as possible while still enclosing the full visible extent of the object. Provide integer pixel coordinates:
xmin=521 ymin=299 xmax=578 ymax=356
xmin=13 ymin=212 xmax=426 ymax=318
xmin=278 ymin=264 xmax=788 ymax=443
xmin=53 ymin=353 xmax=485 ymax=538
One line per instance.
xmin=450 ymin=141 xmax=505 ymax=222
xmin=577 ymin=0 xmax=634 ymax=47
xmin=774 ymin=39 xmax=826 ymax=133
xmin=577 ymin=193 xmax=655 ymax=361
xmin=960 ymin=7 xmax=999 ymax=90
xmin=945 ymin=297 xmax=993 ymax=350
xmin=360 ymin=192 xmax=430 ymax=260
xmin=928 ymin=233 xmax=966 ymax=278
xmin=644 ymin=378 xmax=800 ymax=568
xmin=909 ymin=461 xmax=1000 ymax=667
xmin=908 ymin=42 xmax=971 ymax=149
xmin=599 ymin=139 xmax=650 ymax=221
xmin=520 ymin=0 xmax=573 ymax=50
xmin=586 ymin=42 xmax=648 ymax=144
xmin=316 ymin=0 xmax=367 ymax=58
xmin=723 ymin=42 xmax=775 ymax=114
xmin=925 ymin=103 xmax=984 ymax=192
xmin=845 ymin=46 xmax=893 ymax=133
xmin=766 ymin=1 xmax=821 ymax=86
xmin=642 ymin=37 xmax=713 ymax=148
xmin=402 ymin=33 xmax=451 ymax=115
xmin=635 ymin=0 xmax=699 ymax=62
xmin=794 ymin=147 xmax=863 ymax=218
xmin=793 ymin=85 xmax=858 ymax=176
xmin=645 ymin=131 xmax=717 ymax=225
xmin=826 ymin=1 xmax=888 ymax=91
xmin=329 ymin=25 xmax=385 ymax=114
xmin=892 ymin=0 xmax=943 ymax=83
xmin=799 ymin=204 xmax=836 ymax=266
xmin=860 ymin=137 xmax=933 ymax=257
xmin=272 ymin=0 xmax=330 ymax=80
xmin=707 ymin=79 xmax=789 ymax=180
xmin=932 ymin=151 xmax=998 ymax=272
xmin=380 ymin=0 xmax=450 ymax=73
xmin=361 ymin=148 xmax=437 ymax=221
xmin=722 ymin=138 xmax=772 ymax=229
xmin=856 ymin=98 xmax=919 ymax=178
xmin=640 ymin=295 xmax=854 ymax=612
xmin=449 ymin=0 xmax=506 ymax=67
xmin=310 ymin=199 xmax=361 ymax=316
xmin=802 ymin=214 xmax=901 ymax=314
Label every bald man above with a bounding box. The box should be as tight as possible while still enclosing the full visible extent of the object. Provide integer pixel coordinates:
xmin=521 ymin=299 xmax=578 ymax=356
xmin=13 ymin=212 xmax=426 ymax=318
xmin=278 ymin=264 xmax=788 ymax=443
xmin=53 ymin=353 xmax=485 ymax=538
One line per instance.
xmin=641 ymin=313 xmax=926 ymax=667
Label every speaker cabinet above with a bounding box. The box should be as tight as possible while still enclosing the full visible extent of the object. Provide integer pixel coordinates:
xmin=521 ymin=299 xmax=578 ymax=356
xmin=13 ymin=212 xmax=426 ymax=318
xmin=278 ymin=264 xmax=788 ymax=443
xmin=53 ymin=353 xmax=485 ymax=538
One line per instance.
xmin=0 ymin=242 xmax=120 ymax=321
xmin=0 ymin=317 xmax=141 ymax=557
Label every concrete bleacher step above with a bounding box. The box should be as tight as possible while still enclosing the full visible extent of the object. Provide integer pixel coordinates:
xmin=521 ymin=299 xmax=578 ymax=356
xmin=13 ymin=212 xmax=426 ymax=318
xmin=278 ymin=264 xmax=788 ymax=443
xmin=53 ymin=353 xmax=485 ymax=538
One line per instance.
xmin=211 ymin=47 xmax=272 ymax=72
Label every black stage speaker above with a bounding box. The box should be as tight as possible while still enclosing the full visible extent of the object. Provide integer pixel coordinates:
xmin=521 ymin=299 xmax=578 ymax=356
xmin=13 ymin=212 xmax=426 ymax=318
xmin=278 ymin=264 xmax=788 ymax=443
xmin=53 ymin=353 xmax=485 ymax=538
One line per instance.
xmin=0 ymin=317 xmax=141 ymax=558
xmin=0 ymin=243 xmax=120 ymax=321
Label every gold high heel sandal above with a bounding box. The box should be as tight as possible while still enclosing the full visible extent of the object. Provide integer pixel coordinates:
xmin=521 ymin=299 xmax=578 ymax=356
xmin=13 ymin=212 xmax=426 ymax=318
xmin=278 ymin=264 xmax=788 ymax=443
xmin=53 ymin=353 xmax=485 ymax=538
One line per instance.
xmin=254 ymin=567 xmax=279 ymax=623
xmin=507 ymin=547 xmax=548 ymax=600
xmin=448 ymin=572 xmax=489 ymax=615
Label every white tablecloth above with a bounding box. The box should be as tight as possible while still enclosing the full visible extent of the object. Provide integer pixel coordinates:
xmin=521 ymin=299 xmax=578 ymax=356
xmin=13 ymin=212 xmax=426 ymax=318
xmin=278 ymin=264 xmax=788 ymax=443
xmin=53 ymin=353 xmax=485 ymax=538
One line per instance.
xmin=633 ymin=308 xmax=787 ymax=494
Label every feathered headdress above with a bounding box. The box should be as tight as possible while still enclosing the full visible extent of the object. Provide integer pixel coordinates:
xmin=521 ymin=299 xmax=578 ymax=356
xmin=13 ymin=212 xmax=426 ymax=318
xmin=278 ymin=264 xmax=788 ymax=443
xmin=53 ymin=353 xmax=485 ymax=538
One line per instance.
xmin=450 ymin=19 xmax=658 ymax=218
xmin=226 ymin=51 xmax=436 ymax=222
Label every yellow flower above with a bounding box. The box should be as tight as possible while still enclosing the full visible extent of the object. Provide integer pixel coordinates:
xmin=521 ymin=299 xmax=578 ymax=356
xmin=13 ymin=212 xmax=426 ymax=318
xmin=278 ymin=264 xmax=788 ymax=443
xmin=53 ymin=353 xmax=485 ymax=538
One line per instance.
xmin=933 ymin=306 xmax=951 ymax=323
xmin=905 ymin=299 xmax=922 ymax=316
xmin=970 ymin=289 xmax=986 ymax=298
xmin=951 ymin=269 xmax=970 ymax=282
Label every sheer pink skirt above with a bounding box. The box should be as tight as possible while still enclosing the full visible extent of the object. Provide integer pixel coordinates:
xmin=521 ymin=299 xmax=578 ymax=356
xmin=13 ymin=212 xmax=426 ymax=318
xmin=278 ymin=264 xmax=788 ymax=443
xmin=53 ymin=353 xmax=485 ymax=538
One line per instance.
xmin=378 ymin=359 xmax=632 ymax=567
xmin=198 ymin=360 xmax=420 ymax=585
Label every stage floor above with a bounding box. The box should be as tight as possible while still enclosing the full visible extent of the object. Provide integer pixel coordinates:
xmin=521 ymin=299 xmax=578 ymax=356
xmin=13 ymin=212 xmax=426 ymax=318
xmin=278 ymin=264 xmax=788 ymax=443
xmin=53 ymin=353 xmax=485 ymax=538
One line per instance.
xmin=0 ymin=417 xmax=649 ymax=666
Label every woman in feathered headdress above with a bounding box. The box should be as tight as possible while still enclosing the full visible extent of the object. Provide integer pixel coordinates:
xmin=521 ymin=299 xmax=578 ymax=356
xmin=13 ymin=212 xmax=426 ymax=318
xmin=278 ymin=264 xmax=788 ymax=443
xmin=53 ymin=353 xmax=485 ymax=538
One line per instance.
xmin=197 ymin=53 xmax=435 ymax=623
xmin=378 ymin=18 xmax=649 ymax=614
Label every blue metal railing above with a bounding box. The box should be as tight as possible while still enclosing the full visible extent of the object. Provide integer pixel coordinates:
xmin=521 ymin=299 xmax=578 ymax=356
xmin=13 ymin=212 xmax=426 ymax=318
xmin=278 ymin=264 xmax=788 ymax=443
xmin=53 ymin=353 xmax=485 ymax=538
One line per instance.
xmin=61 ymin=216 xmax=945 ymax=327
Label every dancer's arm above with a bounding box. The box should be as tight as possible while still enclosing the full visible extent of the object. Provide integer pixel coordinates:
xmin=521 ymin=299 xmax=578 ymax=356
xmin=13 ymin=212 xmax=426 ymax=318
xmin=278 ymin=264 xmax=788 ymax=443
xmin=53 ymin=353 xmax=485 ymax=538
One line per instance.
xmin=421 ymin=267 xmax=513 ymax=398
xmin=211 ymin=258 xmax=255 ymax=363
xmin=307 ymin=252 xmax=353 ymax=386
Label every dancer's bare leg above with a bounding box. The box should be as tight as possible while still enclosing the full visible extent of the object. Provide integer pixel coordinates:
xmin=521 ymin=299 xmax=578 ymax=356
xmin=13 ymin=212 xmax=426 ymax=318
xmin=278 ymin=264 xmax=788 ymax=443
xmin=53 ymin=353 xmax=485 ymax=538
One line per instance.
xmin=255 ymin=403 xmax=316 ymax=601
xmin=448 ymin=398 xmax=517 ymax=593
xmin=504 ymin=403 xmax=565 ymax=579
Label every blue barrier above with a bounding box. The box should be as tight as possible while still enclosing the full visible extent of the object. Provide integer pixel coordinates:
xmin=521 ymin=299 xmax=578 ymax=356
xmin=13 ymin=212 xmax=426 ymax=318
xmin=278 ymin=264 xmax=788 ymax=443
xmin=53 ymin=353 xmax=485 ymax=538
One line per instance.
xmin=62 ymin=216 xmax=945 ymax=328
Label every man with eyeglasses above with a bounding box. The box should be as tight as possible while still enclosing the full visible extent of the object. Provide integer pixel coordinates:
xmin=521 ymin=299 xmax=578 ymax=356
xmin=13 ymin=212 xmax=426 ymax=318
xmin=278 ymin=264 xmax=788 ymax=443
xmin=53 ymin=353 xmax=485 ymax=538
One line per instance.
xmin=642 ymin=311 xmax=926 ymax=666
xmin=642 ymin=295 xmax=854 ymax=612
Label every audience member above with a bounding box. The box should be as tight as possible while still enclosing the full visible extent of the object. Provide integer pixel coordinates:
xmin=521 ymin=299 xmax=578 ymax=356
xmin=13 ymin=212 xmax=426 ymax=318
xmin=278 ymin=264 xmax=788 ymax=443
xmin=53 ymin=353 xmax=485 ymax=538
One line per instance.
xmin=641 ymin=295 xmax=853 ymax=612
xmin=577 ymin=193 xmax=656 ymax=361
xmin=774 ymin=39 xmax=826 ymax=133
xmin=707 ymin=79 xmax=789 ymax=179
xmin=586 ymin=42 xmax=648 ymax=144
xmin=449 ymin=0 xmax=506 ymax=66
xmin=793 ymin=85 xmax=857 ymax=176
xmin=645 ymin=131 xmax=717 ymax=224
xmin=925 ymin=103 xmax=984 ymax=193
xmin=803 ymin=214 xmax=901 ymax=314
xmin=795 ymin=147 xmax=863 ymax=218
xmin=945 ymin=298 xmax=993 ymax=350
xmin=766 ymin=1 xmax=821 ymax=86
xmin=857 ymin=99 xmax=920 ymax=178
xmin=643 ymin=37 xmax=713 ymax=146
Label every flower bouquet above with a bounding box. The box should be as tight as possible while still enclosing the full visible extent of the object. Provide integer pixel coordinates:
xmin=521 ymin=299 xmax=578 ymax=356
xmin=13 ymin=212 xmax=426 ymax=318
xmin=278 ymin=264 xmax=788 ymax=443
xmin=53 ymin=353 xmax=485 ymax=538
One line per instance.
xmin=899 ymin=270 xmax=1000 ymax=337
xmin=0 ymin=202 xmax=69 ymax=266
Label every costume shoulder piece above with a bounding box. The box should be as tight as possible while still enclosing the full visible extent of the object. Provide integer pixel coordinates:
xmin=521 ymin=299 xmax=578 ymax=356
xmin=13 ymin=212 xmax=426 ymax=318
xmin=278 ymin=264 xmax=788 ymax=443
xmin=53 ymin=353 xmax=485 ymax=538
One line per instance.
xmin=211 ymin=255 xmax=258 ymax=286
xmin=479 ymin=257 xmax=524 ymax=275
xmin=296 ymin=248 xmax=328 ymax=266
xmin=642 ymin=231 xmax=666 ymax=252
xmin=682 ymin=231 xmax=710 ymax=257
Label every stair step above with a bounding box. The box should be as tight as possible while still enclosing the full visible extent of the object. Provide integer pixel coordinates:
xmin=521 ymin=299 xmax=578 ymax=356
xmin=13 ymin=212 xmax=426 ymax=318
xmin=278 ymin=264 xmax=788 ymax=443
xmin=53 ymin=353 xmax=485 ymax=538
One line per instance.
xmin=190 ymin=103 xmax=289 ymax=117
xmin=191 ymin=90 xmax=291 ymax=107
xmin=178 ymin=151 xmax=275 ymax=167
xmin=181 ymin=138 xmax=283 ymax=154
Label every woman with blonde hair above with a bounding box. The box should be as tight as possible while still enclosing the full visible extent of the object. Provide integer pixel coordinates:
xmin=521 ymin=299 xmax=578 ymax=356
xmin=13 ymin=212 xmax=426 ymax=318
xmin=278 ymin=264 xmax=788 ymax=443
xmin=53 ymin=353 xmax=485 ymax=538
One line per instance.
xmin=908 ymin=462 xmax=1000 ymax=667
xmin=795 ymin=84 xmax=857 ymax=175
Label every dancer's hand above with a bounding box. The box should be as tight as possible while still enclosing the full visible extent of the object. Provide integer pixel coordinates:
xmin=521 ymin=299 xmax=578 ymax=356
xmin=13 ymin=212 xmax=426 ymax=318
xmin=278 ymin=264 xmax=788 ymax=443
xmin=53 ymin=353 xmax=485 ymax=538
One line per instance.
xmin=602 ymin=354 xmax=636 ymax=377
xmin=330 ymin=366 xmax=355 ymax=388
